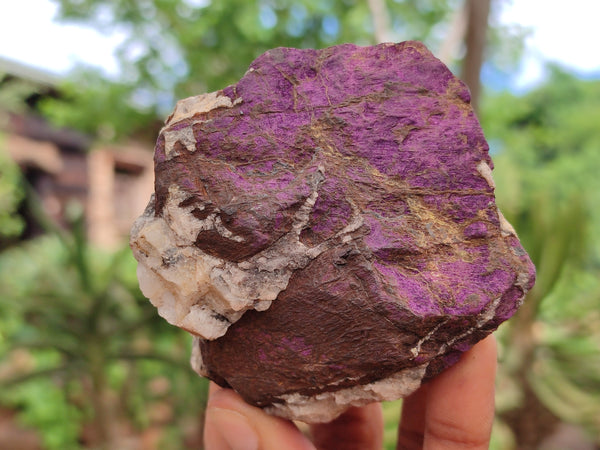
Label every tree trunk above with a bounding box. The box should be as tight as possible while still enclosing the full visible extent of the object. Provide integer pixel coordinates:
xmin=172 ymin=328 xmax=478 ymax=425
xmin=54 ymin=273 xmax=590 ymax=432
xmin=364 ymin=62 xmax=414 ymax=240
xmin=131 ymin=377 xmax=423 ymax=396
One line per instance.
xmin=367 ymin=0 xmax=392 ymax=43
xmin=461 ymin=0 xmax=491 ymax=112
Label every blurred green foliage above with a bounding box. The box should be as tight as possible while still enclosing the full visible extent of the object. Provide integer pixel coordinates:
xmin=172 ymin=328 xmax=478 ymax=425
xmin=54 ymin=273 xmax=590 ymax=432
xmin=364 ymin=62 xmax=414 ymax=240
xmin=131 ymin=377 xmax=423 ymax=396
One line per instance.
xmin=382 ymin=400 xmax=401 ymax=449
xmin=40 ymin=71 xmax=158 ymax=142
xmin=0 ymin=205 xmax=207 ymax=448
xmin=481 ymin=67 xmax=600 ymax=447
xmin=53 ymin=0 xmax=453 ymax=94
xmin=0 ymin=137 xmax=25 ymax=241
xmin=41 ymin=0 xmax=525 ymax=141
xmin=0 ymin=76 xmax=43 ymax=115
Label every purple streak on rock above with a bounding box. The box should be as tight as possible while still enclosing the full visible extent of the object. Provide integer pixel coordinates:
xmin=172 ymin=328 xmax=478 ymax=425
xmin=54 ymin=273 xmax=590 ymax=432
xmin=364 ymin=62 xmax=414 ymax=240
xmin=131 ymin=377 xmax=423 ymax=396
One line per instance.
xmin=133 ymin=41 xmax=536 ymax=422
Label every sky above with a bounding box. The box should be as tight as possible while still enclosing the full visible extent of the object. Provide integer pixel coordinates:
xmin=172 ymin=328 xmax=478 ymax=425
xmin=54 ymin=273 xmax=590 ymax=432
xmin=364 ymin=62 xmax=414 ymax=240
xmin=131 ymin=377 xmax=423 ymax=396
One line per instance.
xmin=498 ymin=0 xmax=600 ymax=89
xmin=0 ymin=0 xmax=599 ymax=91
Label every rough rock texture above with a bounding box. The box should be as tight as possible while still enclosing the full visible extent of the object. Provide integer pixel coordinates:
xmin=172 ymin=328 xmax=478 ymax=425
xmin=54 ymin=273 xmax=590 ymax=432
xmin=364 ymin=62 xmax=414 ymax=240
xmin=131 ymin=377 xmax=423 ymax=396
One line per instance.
xmin=130 ymin=41 xmax=535 ymax=423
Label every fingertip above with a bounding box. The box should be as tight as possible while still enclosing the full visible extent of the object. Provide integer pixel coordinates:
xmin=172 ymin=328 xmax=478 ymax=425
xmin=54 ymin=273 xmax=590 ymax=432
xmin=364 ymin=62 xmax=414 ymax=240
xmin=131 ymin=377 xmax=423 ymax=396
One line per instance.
xmin=423 ymin=334 xmax=498 ymax=450
xmin=204 ymin=383 xmax=315 ymax=450
xmin=311 ymin=403 xmax=383 ymax=450
xmin=472 ymin=334 xmax=497 ymax=362
xmin=397 ymin=384 xmax=429 ymax=450
xmin=207 ymin=382 xmax=245 ymax=410
xmin=208 ymin=380 xmax=225 ymax=396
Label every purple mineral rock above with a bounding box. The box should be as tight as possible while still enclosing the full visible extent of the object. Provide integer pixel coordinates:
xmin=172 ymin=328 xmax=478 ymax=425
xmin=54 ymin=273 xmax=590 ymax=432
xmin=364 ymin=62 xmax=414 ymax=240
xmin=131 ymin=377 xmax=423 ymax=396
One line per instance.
xmin=130 ymin=41 xmax=535 ymax=423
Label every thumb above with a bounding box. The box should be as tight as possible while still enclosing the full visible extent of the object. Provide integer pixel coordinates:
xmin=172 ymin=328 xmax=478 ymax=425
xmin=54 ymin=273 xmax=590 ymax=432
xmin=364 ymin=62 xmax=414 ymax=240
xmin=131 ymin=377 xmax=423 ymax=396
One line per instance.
xmin=204 ymin=383 xmax=315 ymax=450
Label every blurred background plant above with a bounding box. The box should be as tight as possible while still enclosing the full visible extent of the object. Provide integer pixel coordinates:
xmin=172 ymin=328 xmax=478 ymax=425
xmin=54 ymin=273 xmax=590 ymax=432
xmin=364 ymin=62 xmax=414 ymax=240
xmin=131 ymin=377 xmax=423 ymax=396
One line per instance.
xmin=0 ymin=141 xmax=25 ymax=243
xmin=480 ymin=67 xmax=600 ymax=449
xmin=0 ymin=196 xmax=207 ymax=449
xmin=0 ymin=0 xmax=598 ymax=449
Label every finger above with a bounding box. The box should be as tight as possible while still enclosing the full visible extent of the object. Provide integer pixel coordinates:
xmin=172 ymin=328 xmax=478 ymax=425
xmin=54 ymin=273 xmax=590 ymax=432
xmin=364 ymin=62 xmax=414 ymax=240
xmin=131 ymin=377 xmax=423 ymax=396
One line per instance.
xmin=396 ymin=383 xmax=429 ymax=450
xmin=310 ymin=403 xmax=383 ymax=450
xmin=423 ymin=335 xmax=497 ymax=450
xmin=204 ymin=382 xmax=315 ymax=450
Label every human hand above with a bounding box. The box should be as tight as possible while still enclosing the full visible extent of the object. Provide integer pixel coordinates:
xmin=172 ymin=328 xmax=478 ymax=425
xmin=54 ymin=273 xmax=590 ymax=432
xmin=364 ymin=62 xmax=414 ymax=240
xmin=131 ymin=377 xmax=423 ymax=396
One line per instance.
xmin=203 ymin=334 xmax=497 ymax=449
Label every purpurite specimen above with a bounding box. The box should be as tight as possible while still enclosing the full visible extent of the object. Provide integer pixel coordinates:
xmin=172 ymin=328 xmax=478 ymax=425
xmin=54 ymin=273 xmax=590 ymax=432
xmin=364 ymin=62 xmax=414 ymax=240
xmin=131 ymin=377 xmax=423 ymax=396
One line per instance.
xmin=130 ymin=41 xmax=535 ymax=423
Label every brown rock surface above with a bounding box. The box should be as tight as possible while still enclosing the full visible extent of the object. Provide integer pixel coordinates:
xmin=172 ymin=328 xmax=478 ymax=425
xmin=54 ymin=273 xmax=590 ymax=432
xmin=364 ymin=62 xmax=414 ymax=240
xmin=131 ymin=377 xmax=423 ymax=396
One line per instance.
xmin=130 ymin=41 xmax=535 ymax=422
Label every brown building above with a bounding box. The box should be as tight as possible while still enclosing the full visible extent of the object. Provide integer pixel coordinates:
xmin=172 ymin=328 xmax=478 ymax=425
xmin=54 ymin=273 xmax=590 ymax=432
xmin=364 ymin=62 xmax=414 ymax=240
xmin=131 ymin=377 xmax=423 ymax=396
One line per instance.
xmin=0 ymin=57 xmax=153 ymax=248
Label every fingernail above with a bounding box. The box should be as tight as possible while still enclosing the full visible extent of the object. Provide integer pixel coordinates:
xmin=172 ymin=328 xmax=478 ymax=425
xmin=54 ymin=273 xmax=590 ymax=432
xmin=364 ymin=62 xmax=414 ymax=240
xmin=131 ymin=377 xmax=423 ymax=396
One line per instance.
xmin=210 ymin=408 xmax=259 ymax=450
